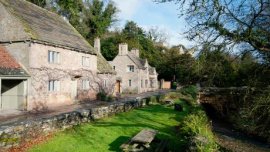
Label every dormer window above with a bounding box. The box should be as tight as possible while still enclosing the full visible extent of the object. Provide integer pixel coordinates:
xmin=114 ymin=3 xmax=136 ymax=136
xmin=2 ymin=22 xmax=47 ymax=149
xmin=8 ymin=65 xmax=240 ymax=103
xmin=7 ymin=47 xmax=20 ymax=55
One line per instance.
xmin=127 ymin=65 xmax=135 ymax=72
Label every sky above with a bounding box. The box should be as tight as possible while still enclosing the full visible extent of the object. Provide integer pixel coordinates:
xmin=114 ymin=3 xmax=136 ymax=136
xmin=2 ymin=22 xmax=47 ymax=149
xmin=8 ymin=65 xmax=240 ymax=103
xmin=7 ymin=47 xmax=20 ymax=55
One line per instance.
xmin=111 ymin=0 xmax=193 ymax=48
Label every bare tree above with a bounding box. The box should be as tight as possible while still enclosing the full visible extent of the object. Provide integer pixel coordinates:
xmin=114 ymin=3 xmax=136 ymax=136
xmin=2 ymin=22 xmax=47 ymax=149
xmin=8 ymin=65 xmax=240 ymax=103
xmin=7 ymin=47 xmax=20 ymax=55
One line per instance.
xmin=147 ymin=26 xmax=169 ymax=44
xmin=156 ymin=0 xmax=270 ymax=61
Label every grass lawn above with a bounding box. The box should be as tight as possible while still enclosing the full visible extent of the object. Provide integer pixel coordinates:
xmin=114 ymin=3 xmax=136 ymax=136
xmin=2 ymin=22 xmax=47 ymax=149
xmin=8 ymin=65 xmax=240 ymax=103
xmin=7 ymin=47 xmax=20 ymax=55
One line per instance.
xmin=28 ymin=104 xmax=188 ymax=152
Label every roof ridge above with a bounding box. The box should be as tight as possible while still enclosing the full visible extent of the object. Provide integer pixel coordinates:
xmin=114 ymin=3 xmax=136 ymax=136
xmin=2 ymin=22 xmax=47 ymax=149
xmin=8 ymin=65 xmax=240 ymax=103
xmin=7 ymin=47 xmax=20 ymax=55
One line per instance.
xmin=127 ymin=53 xmax=146 ymax=69
xmin=0 ymin=0 xmax=95 ymax=54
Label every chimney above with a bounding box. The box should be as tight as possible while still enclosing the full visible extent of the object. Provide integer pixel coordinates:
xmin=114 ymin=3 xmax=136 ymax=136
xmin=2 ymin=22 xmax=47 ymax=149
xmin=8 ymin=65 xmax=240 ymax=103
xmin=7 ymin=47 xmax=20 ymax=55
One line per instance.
xmin=94 ymin=37 xmax=101 ymax=53
xmin=131 ymin=48 xmax=140 ymax=57
xmin=118 ymin=43 xmax=128 ymax=56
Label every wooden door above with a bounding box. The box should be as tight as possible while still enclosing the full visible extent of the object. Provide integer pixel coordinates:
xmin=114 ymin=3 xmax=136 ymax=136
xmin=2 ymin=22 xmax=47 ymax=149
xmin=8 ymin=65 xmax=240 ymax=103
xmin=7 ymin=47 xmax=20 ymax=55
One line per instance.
xmin=115 ymin=80 xmax=121 ymax=93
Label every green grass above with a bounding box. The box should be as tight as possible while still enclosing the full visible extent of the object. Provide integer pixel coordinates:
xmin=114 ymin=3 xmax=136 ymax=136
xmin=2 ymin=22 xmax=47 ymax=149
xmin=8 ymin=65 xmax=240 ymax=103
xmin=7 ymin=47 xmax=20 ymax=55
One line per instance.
xmin=29 ymin=105 xmax=188 ymax=152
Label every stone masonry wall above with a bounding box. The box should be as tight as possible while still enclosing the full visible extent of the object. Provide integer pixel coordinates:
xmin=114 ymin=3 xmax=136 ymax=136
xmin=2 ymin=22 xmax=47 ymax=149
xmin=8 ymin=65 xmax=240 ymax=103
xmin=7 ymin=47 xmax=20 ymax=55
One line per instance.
xmin=0 ymin=95 xmax=159 ymax=151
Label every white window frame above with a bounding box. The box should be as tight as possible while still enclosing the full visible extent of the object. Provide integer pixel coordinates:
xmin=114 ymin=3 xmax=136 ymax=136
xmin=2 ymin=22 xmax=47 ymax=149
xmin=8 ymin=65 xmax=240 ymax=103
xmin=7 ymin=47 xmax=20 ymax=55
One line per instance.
xmin=127 ymin=65 xmax=135 ymax=72
xmin=82 ymin=80 xmax=90 ymax=90
xmin=82 ymin=56 xmax=90 ymax=67
xmin=48 ymin=50 xmax=60 ymax=64
xmin=48 ymin=80 xmax=60 ymax=92
xmin=103 ymin=79 xmax=107 ymax=87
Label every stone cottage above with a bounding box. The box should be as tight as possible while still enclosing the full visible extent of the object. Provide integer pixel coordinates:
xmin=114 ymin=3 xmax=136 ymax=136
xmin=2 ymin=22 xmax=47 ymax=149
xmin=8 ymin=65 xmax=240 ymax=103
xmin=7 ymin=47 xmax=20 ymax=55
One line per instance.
xmin=109 ymin=43 xmax=159 ymax=94
xmin=0 ymin=0 xmax=115 ymax=111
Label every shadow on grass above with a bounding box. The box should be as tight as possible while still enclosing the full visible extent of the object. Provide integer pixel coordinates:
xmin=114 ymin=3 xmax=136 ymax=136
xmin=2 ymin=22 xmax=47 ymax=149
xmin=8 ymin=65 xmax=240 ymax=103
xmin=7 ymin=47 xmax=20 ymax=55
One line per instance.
xmin=62 ymin=104 xmax=188 ymax=151
xmin=108 ymin=136 xmax=130 ymax=151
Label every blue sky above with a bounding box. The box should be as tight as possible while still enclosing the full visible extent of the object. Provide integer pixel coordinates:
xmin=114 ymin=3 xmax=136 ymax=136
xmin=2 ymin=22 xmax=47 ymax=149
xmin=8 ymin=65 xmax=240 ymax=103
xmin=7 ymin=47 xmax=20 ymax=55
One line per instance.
xmin=111 ymin=0 xmax=192 ymax=47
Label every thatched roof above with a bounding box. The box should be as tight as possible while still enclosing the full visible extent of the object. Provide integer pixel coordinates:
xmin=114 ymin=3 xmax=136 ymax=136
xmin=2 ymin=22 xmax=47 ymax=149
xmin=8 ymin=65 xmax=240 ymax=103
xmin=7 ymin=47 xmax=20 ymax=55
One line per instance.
xmin=0 ymin=0 xmax=95 ymax=54
xmin=97 ymin=54 xmax=116 ymax=74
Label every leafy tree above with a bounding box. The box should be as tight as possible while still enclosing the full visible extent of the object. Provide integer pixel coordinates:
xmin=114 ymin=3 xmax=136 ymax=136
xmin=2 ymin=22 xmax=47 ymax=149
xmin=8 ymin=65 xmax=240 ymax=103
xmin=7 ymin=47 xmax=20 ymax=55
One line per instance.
xmin=101 ymin=32 xmax=124 ymax=61
xmin=157 ymin=47 xmax=196 ymax=84
xmin=84 ymin=0 xmax=118 ymax=42
xmin=122 ymin=21 xmax=145 ymax=40
xmin=195 ymin=47 xmax=237 ymax=87
xmin=27 ymin=0 xmax=47 ymax=7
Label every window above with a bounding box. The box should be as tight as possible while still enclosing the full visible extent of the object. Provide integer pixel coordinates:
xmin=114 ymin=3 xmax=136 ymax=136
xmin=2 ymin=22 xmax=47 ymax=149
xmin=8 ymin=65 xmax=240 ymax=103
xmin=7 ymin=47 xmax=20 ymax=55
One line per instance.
xmin=141 ymin=80 xmax=143 ymax=88
xmin=145 ymin=80 xmax=148 ymax=88
xmin=48 ymin=51 xmax=60 ymax=63
xmin=103 ymin=79 xmax=107 ymax=87
xmin=129 ymin=80 xmax=132 ymax=87
xmin=127 ymin=65 xmax=135 ymax=72
xmin=150 ymin=79 xmax=154 ymax=88
xmin=113 ymin=66 xmax=116 ymax=70
xmin=82 ymin=80 xmax=90 ymax=90
xmin=82 ymin=56 xmax=90 ymax=67
xmin=48 ymin=80 xmax=60 ymax=91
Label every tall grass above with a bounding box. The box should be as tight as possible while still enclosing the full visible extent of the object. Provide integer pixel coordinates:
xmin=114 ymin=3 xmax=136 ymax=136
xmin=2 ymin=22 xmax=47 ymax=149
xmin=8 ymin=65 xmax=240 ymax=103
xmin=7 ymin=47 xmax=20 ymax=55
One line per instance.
xmin=165 ymin=86 xmax=219 ymax=151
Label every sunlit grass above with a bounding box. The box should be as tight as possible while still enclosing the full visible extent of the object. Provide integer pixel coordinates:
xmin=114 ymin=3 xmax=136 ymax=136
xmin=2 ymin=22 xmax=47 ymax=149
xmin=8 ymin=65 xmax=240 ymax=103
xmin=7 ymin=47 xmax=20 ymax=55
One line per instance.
xmin=29 ymin=105 xmax=187 ymax=152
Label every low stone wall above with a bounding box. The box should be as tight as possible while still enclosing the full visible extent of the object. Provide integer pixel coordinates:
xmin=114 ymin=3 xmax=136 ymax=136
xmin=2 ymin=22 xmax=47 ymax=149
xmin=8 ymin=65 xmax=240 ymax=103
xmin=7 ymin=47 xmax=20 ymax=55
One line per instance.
xmin=0 ymin=96 xmax=158 ymax=151
xmin=198 ymin=87 xmax=248 ymax=115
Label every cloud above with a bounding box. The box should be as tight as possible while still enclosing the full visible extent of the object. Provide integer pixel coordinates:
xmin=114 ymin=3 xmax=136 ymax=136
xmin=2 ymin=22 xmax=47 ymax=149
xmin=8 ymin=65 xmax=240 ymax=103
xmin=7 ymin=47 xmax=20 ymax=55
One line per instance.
xmin=111 ymin=0 xmax=195 ymax=47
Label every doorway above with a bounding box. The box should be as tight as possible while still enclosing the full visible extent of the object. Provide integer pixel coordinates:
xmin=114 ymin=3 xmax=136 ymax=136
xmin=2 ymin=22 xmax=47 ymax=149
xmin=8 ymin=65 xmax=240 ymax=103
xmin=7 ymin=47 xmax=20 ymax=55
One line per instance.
xmin=115 ymin=80 xmax=121 ymax=94
xmin=1 ymin=79 xmax=26 ymax=110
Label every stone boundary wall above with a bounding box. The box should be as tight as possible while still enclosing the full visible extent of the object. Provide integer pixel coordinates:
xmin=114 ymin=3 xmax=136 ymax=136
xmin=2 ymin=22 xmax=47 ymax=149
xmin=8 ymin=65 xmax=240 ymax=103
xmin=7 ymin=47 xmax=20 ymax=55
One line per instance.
xmin=0 ymin=95 xmax=161 ymax=151
xmin=198 ymin=87 xmax=248 ymax=116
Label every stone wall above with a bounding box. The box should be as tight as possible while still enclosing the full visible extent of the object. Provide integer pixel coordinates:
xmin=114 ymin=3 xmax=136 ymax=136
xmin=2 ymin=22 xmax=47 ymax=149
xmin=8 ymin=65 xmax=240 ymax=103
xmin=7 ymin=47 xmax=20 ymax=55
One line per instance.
xmin=198 ymin=87 xmax=248 ymax=116
xmin=0 ymin=96 xmax=158 ymax=151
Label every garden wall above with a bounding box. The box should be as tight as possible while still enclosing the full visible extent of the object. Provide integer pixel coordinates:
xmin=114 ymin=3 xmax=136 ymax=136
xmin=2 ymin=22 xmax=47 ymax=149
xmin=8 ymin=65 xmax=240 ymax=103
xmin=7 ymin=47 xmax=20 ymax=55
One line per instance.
xmin=0 ymin=96 xmax=159 ymax=151
xmin=198 ymin=87 xmax=248 ymax=116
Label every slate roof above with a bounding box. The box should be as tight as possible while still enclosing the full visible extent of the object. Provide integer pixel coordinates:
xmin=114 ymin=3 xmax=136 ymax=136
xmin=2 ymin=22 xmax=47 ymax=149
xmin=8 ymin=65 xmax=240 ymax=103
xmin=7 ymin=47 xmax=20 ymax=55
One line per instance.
xmin=0 ymin=0 xmax=95 ymax=54
xmin=0 ymin=46 xmax=28 ymax=76
xmin=148 ymin=66 xmax=156 ymax=75
xmin=127 ymin=52 xmax=147 ymax=69
xmin=127 ymin=52 xmax=158 ymax=75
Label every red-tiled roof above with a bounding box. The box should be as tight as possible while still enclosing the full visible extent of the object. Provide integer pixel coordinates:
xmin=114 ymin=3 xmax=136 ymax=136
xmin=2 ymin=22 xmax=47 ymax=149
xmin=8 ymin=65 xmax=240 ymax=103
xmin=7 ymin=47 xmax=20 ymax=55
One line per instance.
xmin=0 ymin=45 xmax=21 ymax=69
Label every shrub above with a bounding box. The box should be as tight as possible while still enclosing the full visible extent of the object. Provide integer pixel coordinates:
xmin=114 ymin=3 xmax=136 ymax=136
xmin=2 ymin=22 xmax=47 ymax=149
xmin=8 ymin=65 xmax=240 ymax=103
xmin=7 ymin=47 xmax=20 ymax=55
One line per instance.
xmin=106 ymin=95 xmax=114 ymax=102
xmin=172 ymin=82 xmax=177 ymax=89
xmin=180 ymin=110 xmax=218 ymax=151
xmin=180 ymin=85 xmax=198 ymax=100
xmin=96 ymin=92 xmax=107 ymax=101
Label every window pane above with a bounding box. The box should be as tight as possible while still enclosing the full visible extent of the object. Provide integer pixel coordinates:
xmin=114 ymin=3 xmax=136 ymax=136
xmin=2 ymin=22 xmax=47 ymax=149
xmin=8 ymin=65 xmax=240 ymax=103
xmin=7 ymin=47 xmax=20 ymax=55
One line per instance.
xmin=129 ymin=80 xmax=131 ymax=87
xmin=56 ymin=81 xmax=60 ymax=91
xmin=57 ymin=52 xmax=60 ymax=63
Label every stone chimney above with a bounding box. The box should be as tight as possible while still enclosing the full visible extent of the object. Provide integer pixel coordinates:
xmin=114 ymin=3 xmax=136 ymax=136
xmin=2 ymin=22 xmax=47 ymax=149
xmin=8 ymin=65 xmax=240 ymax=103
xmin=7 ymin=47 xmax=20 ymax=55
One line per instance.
xmin=131 ymin=48 xmax=140 ymax=57
xmin=118 ymin=43 xmax=128 ymax=56
xmin=94 ymin=37 xmax=101 ymax=53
